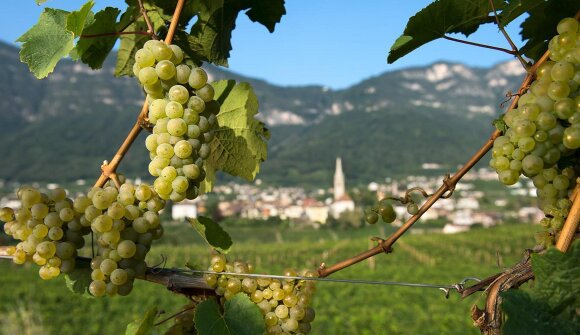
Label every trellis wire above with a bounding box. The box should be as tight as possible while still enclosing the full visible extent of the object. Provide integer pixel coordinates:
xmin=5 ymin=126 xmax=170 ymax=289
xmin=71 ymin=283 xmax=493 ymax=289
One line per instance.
xmin=178 ymin=268 xmax=481 ymax=298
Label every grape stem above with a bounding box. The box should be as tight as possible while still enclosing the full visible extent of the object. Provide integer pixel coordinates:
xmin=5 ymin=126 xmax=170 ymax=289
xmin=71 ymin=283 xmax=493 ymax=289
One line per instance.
xmin=81 ymin=31 xmax=153 ymax=38
xmin=94 ymin=0 xmax=185 ymax=188
xmin=317 ymin=44 xmax=554 ymax=278
xmin=442 ymin=36 xmax=517 ymax=56
xmin=137 ymin=0 xmax=159 ymax=40
xmin=488 ymin=0 xmax=529 ymax=71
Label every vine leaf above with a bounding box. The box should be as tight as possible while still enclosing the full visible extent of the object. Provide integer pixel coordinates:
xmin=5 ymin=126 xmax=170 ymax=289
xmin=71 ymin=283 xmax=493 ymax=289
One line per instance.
xmin=194 ymin=295 xmax=266 ymax=335
xmin=201 ymin=80 xmax=269 ymax=193
xmin=74 ymin=7 xmax=122 ymax=69
xmin=115 ymin=22 xmax=150 ymax=76
xmin=189 ymin=216 xmax=233 ymax=254
xmin=387 ymin=0 xmax=506 ymax=64
xmin=501 ymin=241 xmax=580 ymax=334
xmin=497 ymin=0 xmax=545 ymax=27
xmin=66 ymin=0 xmax=95 ymax=36
xmin=125 ymin=307 xmax=158 ymax=335
xmin=518 ymin=0 xmax=579 ymax=61
xmin=17 ymin=8 xmax=75 ymax=79
xmin=64 ymin=266 xmax=94 ymax=299
xmin=17 ymin=1 xmax=95 ymax=79
xmin=244 ymin=0 xmax=286 ymax=33
xmin=188 ymin=0 xmax=286 ymax=66
xmin=492 ymin=115 xmax=507 ymax=133
xmin=114 ymin=1 xmax=174 ymax=76
xmin=36 ymin=0 xmax=48 ymax=5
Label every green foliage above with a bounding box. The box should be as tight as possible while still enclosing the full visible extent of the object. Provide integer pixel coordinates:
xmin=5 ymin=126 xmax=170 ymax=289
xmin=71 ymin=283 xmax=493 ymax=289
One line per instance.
xmin=35 ymin=0 xmax=48 ymax=5
xmin=194 ymin=294 xmax=265 ymax=335
xmin=189 ymin=216 xmax=233 ymax=253
xmin=17 ymin=8 xmax=75 ymax=79
xmin=498 ymin=0 xmax=544 ymax=27
xmin=0 ymin=224 xmax=538 ymax=334
xmin=17 ymin=1 xmax=97 ymax=79
xmin=73 ymin=7 xmax=122 ymax=69
xmin=517 ymin=0 xmax=579 ymax=61
xmin=115 ymin=22 xmax=151 ymax=76
xmin=493 ymin=115 xmax=507 ymax=133
xmin=125 ymin=307 xmax=158 ymax=335
xmin=201 ymin=80 xmax=269 ymax=192
xmin=502 ymin=241 xmax=580 ymax=334
xmin=387 ymin=0 xmax=505 ymax=63
xmin=64 ymin=265 xmax=94 ymax=299
xmin=66 ymin=1 xmax=95 ymax=36
xmin=187 ymin=0 xmax=286 ymax=66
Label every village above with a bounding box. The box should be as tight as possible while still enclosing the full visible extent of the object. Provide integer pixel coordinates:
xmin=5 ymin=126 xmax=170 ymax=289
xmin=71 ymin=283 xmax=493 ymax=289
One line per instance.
xmin=170 ymin=159 xmax=545 ymax=233
xmin=0 ymin=158 xmax=545 ymax=234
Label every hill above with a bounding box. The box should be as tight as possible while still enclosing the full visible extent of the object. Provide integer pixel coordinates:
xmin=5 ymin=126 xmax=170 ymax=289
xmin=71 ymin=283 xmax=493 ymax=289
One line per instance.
xmin=0 ymin=42 xmax=525 ymax=186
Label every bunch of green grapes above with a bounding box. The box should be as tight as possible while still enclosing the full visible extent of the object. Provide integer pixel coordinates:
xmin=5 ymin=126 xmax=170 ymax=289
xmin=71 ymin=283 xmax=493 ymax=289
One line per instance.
xmin=133 ymin=40 xmax=219 ymax=202
xmin=84 ymin=182 xmax=165 ymax=297
xmin=1 ymin=187 xmax=90 ymax=280
xmin=490 ymin=17 xmax=580 ymax=245
xmin=204 ymin=254 xmax=316 ymax=334
xmin=364 ymin=198 xmax=397 ymax=225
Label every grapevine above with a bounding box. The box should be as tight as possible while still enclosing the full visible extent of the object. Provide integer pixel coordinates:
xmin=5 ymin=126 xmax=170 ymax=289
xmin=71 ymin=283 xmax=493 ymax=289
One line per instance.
xmin=0 ymin=1 xmax=579 ymax=335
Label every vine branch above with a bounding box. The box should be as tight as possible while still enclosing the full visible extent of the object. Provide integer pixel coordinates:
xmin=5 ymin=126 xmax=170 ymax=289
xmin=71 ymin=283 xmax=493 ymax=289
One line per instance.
xmin=0 ymin=248 xmax=214 ymax=297
xmin=137 ymin=0 xmax=158 ymax=40
xmin=318 ymin=46 xmax=554 ymax=278
xmin=555 ymin=180 xmax=580 ymax=252
xmin=488 ymin=0 xmax=529 ymax=70
xmin=94 ymin=0 xmax=185 ymax=188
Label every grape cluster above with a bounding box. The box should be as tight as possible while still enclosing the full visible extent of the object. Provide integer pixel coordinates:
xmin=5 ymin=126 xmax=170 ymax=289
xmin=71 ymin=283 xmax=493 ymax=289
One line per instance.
xmin=204 ymin=254 xmax=316 ymax=334
xmin=365 ymin=198 xmax=397 ymax=224
xmin=1 ymin=187 xmax=89 ymax=280
xmin=490 ymin=17 xmax=580 ymax=245
xmin=85 ymin=183 xmax=165 ymax=297
xmin=133 ymin=40 xmax=219 ymax=202
xmin=0 ymin=182 xmax=166 ymax=297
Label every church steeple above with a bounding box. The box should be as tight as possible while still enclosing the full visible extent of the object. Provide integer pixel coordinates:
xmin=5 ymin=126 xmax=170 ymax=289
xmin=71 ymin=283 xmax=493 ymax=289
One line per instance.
xmin=333 ymin=157 xmax=345 ymax=201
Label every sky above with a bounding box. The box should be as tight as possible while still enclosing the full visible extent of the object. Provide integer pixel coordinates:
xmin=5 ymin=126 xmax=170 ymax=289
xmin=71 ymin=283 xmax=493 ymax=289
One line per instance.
xmin=0 ymin=1 xmax=526 ymax=89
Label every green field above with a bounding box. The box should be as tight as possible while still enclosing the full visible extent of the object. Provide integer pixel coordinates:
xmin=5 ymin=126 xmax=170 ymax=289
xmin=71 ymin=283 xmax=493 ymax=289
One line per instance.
xmin=0 ymin=223 xmax=539 ymax=335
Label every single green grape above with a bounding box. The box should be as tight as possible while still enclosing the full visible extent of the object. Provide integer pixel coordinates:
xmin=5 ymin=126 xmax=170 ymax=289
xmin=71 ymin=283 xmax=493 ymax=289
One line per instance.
xmin=196 ymin=84 xmax=215 ymax=102
xmin=188 ymin=67 xmax=208 ymax=89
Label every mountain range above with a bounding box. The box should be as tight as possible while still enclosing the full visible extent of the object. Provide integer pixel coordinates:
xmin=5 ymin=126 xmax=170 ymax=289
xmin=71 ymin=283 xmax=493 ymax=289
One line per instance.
xmin=0 ymin=41 xmax=526 ymax=187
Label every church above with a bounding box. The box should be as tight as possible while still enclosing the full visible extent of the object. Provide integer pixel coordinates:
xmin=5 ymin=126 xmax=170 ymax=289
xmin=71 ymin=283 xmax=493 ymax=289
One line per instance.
xmin=329 ymin=157 xmax=355 ymax=218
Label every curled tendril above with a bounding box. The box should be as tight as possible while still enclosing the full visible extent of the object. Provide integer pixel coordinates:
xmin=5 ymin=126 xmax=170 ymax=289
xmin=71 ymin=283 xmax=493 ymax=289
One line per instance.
xmin=441 ymin=174 xmax=456 ymax=199
xmin=150 ymin=254 xmax=168 ymax=274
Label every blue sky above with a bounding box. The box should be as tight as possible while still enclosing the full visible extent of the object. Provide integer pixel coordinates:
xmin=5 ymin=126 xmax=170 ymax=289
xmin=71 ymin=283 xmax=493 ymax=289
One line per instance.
xmin=0 ymin=1 xmax=526 ymax=89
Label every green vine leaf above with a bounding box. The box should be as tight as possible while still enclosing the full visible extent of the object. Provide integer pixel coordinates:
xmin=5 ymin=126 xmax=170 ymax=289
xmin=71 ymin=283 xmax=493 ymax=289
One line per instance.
xmin=66 ymin=0 xmax=95 ymax=36
xmin=36 ymin=0 xmax=48 ymax=5
xmin=189 ymin=216 xmax=233 ymax=253
xmin=188 ymin=0 xmax=285 ymax=66
xmin=501 ymin=241 xmax=580 ymax=334
xmin=518 ymin=0 xmax=579 ymax=61
xmin=115 ymin=22 xmax=150 ymax=76
xmin=201 ymin=80 xmax=269 ymax=193
xmin=64 ymin=266 xmax=94 ymax=299
xmin=244 ymin=0 xmax=286 ymax=33
xmin=125 ymin=307 xmax=159 ymax=335
xmin=492 ymin=115 xmax=507 ymax=133
xmin=194 ymin=295 xmax=266 ymax=335
xmin=74 ymin=7 xmax=121 ymax=69
xmin=387 ymin=0 xmax=506 ymax=64
xmin=17 ymin=8 xmax=75 ymax=79
xmin=497 ymin=0 xmax=544 ymax=27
